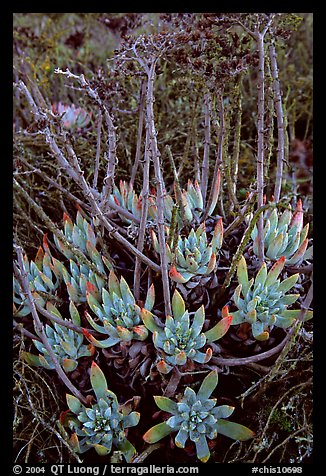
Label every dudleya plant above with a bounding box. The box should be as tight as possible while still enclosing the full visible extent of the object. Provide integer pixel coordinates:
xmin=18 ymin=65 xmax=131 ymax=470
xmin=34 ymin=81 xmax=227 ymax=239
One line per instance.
xmin=141 ymin=289 xmax=232 ymax=374
xmin=64 ymin=362 xmax=140 ymax=460
xmin=229 ymin=255 xmax=313 ymax=340
xmin=251 ymin=199 xmax=312 ymax=265
xmin=149 ymin=171 xmax=221 ymax=227
xmin=108 ymin=170 xmax=220 ymax=230
xmin=108 ymin=180 xmax=142 ymax=224
xmin=13 ymin=245 xmax=61 ymax=316
xmin=151 ymin=219 xmax=223 ymax=285
xmin=143 ymin=370 xmax=254 ymax=462
xmin=50 ymin=211 xmax=111 ymax=303
xmin=52 ymin=102 xmax=92 ymax=130
xmin=21 ymin=301 xmax=94 ymax=372
xmin=83 ymin=270 xmax=155 ymax=348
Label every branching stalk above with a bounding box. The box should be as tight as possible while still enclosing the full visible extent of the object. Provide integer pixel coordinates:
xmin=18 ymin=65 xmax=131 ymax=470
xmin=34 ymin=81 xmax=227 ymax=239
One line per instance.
xmin=200 ymin=91 xmax=212 ymax=204
xmin=269 ymin=40 xmax=286 ymax=202
xmin=203 ymin=93 xmax=224 ymax=221
xmin=165 ymin=144 xmax=186 ymax=225
xmin=256 ymin=32 xmax=267 ymax=264
xmin=134 ymin=127 xmax=151 ymax=300
xmin=230 ymin=75 xmax=242 ymax=206
xmin=145 ymin=61 xmax=172 ymax=316
xmin=130 ymin=80 xmax=146 ymax=186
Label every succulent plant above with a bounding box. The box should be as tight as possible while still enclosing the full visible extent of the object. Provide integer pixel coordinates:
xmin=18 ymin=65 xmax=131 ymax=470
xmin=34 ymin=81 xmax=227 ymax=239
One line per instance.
xmin=50 ymin=211 xmax=112 ymax=303
xmin=54 ymin=211 xmax=111 ymax=273
xmin=143 ymin=370 xmax=254 ymax=462
xmin=251 ymin=199 xmax=312 ymax=265
xmin=149 ymin=172 xmax=221 ymax=228
xmin=109 ymin=180 xmax=143 ymax=224
xmin=64 ymin=362 xmax=140 ymax=460
xmin=82 ymin=270 xmax=155 ymax=348
xmin=13 ymin=245 xmax=61 ymax=317
xmin=229 ymin=255 xmax=313 ymax=341
xmin=52 ymin=102 xmax=92 ymax=130
xmin=152 ymin=219 xmax=223 ymax=286
xmin=108 ymin=171 xmax=220 ymax=231
xmin=141 ymin=289 xmax=232 ymax=374
xmin=21 ymin=300 xmax=94 ymax=372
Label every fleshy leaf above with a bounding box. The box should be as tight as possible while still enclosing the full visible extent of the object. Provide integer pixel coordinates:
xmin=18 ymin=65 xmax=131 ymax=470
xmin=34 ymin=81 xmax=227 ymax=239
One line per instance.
xmin=169 ymin=265 xmax=189 ymax=283
xmin=265 ymin=256 xmax=286 ymax=288
xmin=141 ymin=308 xmax=161 ymax=333
xmin=66 ymin=394 xmax=83 ymax=414
xmin=122 ymin=411 xmax=140 ymax=429
xmin=143 ymin=422 xmax=174 ymax=443
xmin=154 ymin=396 xmax=179 ymax=414
xmin=237 ymin=256 xmax=250 ymax=296
xmin=144 ymin=283 xmax=155 ymax=311
xmin=82 ymin=328 xmax=119 ymax=348
xmin=62 ymin=358 xmax=78 ymax=373
xmin=108 ymin=270 xmax=121 ymax=297
xmin=90 ymin=361 xmax=107 ymax=401
xmin=277 ymin=273 xmax=299 ymax=294
xmin=156 ymin=359 xmax=173 ymax=374
xmin=116 ymin=438 xmax=137 ymax=463
xmin=216 ymin=419 xmax=255 ymax=440
xmin=197 ymin=370 xmax=218 ymax=400
xmin=195 ymin=434 xmax=210 ymax=463
xmin=254 ymin=262 xmax=267 ymax=289
xmin=21 ymin=351 xmax=43 ymax=367
xmin=93 ymin=444 xmax=110 ymax=456
xmin=172 ymin=289 xmax=186 ymax=320
xmin=205 ymin=315 xmax=232 ymax=343
xmin=69 ymin=300 xmax=81 ymax=327
xmin=207 ymin=168 xmax=221 ymax=216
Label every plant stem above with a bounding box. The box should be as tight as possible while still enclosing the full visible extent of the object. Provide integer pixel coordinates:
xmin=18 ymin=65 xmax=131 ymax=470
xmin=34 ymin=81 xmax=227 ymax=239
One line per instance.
xmin=165 ymin=144 xmax=186 ymax=224
xmin=145 ymin=61 xmax=172 ymax=316
xmin=134 ymin=126 xmax=150 ymax=300
xmin=256 ymin=31 xmax=267 ymax=264
xmin=130 ymin=80 xmax=146 ymax=187
xmin=230 ymin=75 xmax=242 ymax=208
xmin=200 ymin=91 xmax=212 ymax=204
xmin=211 ymin=327 xmax=291 ymax=368
xmin=202 ymin=93 xmax=223 ymax=220
xmin=269 ymin=40 xmax=286 ymax=203
xmin=92 ymin=110 xmax=102 ymax=189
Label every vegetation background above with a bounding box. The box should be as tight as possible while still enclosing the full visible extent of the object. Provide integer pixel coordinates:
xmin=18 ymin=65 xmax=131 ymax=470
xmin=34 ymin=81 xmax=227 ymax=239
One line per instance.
xmin=12 ymin=13 xmax=313 ymax=465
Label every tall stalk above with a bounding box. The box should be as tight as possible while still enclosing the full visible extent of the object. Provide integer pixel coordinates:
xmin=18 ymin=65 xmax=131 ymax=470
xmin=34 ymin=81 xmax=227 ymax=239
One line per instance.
xmin=269 ymin=40 xmax=285 ymax=203
xmin=133 ymin=127 xmax=150 ymax=301
xmin=256 ymin=32 xmax=267 ymax=264
xmin=200 ymin=91 xmax=212 ymax=205
xmin=202 ymin=93 xmax=223 ymax=221
xmin=145 ymin=61 xmax=172 ymax=316
xmin=230 ymin=75 xmax=242 ymax=210
xmin=236 ymin=15 xmax=275 ymax=264
xmin=130 ymin=80 xmax=146 ymax=187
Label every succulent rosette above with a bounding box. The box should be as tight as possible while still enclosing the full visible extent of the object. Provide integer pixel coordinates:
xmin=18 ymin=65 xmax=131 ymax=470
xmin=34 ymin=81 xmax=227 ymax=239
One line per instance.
xmin=251 ymin=199 xmax=312 ymax=266
xmin=151 ymin=219 xmax=223 ymax=286
xmin=21 ymin=301 xmax=94 ymax=372
xmin=83 ymin=270 xmax=154 ymax=348
xmin=141 ymin=289 xmax=232 ymax=373
xmin=229 ymin=255 xmax=313 ymax=340
xmin=143 ymin=370 xmax=254 ymax=462
xmin=64 ymin=362 xmax=140 ymax=460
